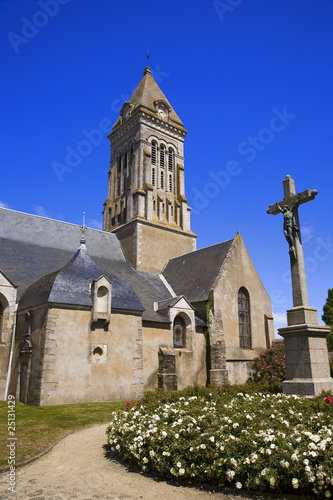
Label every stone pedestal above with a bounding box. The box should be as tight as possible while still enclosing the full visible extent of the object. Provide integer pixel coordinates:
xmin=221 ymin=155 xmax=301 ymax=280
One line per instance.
xmin=157 ymin=347 xmax=177 ymax=391
xmin=278 ymin=307 xmax=333 ymax=397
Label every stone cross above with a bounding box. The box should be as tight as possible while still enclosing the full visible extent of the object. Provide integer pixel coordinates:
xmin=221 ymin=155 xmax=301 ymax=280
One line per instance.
xmin=267 ymin=175 xmax=318 ymax=309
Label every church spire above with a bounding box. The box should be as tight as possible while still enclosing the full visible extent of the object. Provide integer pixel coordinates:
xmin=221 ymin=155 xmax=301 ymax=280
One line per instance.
xmin=102 ymin=66 xmax=196 ymax=273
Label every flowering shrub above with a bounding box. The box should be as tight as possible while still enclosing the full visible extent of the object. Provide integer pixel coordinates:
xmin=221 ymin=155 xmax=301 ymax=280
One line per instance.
xmin=248 ymin=342 xmax=286 ymax=391
xmin=107 ymin=388 xmax=333 ymax=497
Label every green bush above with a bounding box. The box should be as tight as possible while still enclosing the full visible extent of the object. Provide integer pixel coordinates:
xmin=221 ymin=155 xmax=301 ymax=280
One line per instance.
xmin=247 ymin=342 xmax=286 ymax=392
xmin=106 ymin=387 xmax=333 ymax=496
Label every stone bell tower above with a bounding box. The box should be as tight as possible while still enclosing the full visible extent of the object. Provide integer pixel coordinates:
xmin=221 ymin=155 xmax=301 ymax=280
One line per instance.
xmin=102 ymin=65 xmax=196 ymax=273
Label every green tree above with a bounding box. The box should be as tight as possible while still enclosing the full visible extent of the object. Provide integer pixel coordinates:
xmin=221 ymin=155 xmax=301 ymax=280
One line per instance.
xmin=322 ymin=288 xmax=333 ymax=352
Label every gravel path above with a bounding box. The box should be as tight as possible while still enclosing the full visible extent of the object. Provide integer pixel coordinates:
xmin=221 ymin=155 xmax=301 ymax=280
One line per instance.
xmin=0 ymin=423 xmax=275 ymax=500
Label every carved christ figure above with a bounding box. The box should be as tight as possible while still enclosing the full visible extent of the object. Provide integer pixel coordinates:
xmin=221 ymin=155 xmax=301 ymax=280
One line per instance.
xmin=276 ymin=198 xmax=299 ymax=261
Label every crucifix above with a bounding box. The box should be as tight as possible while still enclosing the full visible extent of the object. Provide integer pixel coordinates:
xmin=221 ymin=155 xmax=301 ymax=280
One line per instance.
xmin=267 ymin=175 xmax=318 ymax=309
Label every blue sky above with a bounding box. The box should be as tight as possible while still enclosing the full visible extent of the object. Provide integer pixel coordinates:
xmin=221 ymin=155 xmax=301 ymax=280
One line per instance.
xmin=1 ymin=0 xmax=333 ymax=332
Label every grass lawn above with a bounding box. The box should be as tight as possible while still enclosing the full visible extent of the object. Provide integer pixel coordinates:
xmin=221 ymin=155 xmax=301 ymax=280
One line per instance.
xmin=0 ymin=400 xmax=127 ymax=468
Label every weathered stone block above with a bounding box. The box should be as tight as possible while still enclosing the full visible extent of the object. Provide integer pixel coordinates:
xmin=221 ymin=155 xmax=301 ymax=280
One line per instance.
xmin=287 ymin=306 xmax=319 ymax=326
xmin=209 ymin=368 xmax=228 ymax=386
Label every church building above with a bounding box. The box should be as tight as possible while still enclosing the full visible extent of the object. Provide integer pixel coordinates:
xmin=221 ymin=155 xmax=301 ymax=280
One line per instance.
xmin=0 ymin=65 xmax=274 ymax=406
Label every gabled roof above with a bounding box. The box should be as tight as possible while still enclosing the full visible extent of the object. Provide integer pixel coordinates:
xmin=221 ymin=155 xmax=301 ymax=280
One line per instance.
xmin=157 ymin=295 xmax=194 ymax=311
xmin=113 ymin=67 xmax=184 ymax=128
xmin=0 ymin=208 xmax=173 ymax=322
xmin=162 ymin=239 xmax=235 ymax=303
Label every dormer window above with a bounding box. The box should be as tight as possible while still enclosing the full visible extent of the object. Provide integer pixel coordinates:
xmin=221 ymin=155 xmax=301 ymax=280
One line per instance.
xmin=154 ymin=100 xmax=169 ymax=120
xmin=91 ymin=276 xmax=112 ymax=325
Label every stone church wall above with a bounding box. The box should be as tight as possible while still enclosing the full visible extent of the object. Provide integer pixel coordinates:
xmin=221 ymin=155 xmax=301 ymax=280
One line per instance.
xmin=12 ymin=306 xmax=144 ymax=406
xmin=0 ymin=275 xmax=17 ymax=399
xmin=212 ymin=234 xmax=274 ymax=384
xmin=142 ymin=323 xmax=206 ymax=390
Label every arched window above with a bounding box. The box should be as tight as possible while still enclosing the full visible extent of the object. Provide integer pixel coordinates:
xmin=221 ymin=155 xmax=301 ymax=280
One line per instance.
xmin=160 ymin=145 xmax=165 ymax=168
xmin=151 ymin=141 xmax=157 ymax=165
xmin=173 ymin=316 xmax=186 ymax=348
xmin=96 ymin=286 xmax=109 ymax=312
xmin=123 ymin=149 xmax=128 ymax=190
xmin=238 ymin=287 xmax=251 ymax=349
xmin=117 ymin=152 xmax=122 ymax=195
xmin=168 ymin=148 xmax=174 ymax=171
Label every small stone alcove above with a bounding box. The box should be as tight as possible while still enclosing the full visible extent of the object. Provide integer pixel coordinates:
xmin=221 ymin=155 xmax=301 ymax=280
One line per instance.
xmin=91 ymin=276 xmax=112 ymax=326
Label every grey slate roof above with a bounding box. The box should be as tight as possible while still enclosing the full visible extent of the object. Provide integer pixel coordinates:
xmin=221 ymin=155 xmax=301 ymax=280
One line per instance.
xmin=19 ymin=243 xmax=144 ymax=312
xmin=0 ymin=208 xmax=172 ymax=322
xmin=162 ymin=239 xmax=235 ymax=303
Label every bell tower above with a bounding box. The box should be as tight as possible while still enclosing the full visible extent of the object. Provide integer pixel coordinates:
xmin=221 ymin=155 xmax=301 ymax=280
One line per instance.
xmin=103 ymin=65 xmax=196 ymax=274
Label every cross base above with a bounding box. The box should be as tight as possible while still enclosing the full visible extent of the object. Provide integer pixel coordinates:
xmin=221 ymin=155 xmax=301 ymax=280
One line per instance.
xmin=287 ymin=305 xmax=319 ymax=326
xmin=278 ymin=323 xmax=333 ymax=397
xmin=282 ymin=378 xmax=333 ymax=397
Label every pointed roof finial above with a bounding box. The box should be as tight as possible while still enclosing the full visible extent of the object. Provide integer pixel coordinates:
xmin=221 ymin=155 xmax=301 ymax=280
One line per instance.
xmin=80 ymin=212 xmax=86 ymax=244
xmin=144 ymin=50 xmax=152 ymax=75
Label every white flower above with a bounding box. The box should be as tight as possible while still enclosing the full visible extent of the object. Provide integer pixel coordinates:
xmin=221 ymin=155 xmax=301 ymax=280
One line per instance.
xmin=179 ymin=468 xmax=185 ymax=475
xmin=325 ymin=492 xmax=331 ymax=498
xmin=161 ymin=431 xmax=167 ymax=438
xmin=305 ymin=466 xmax=311 ymax=472
xmin=226 ymin=469 xmax=235 ymax=481
xmin=292 ymin=478 xmax=299 ymax=489
xmin=175 ymin=433 xmax=179 ymax=439
xmin=291 ymin=453 xmax=298 ymax=461
xmin=303 ymin=459 xmax=309 ymax=465
xmin=235 ymin=482 xmax=242 ymax=489
xmin=209 ymin=436 xmax=215 ymax=442
xmin=200 ymin=444 xmax=206 ymax=449
xmin=176 ymin=461 xmax=182 ymax=468
xmin=143 ymin=457 xmax=148 ymax=463
xmin=269 ymin=477 xmax=275 ymax=488
xmin=149 ymin=450 xmax=155 ymax=457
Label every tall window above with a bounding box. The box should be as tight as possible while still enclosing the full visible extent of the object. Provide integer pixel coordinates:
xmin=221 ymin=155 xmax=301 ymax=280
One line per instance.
xmin=160 ymin=171 xmax=164 ymax=189
xmin=123 ymin=150 xmax=128 ymax=190
xmin=151 ymin=141 xmax=157 ymax=164
xmin=173 ymin=316 xmax=186 ymax=348
xmin=168 ymin=174 xmax=173 ymax=193
xmin=238 ymin=287 xmax=251 ymax=349
xmin=117 ymin=153 xmax=121 ymax=195
xmin=152 ymin=167 xmax=156 ymax=187
xmin=160 ymin=145 xmax=165 ymax=167
xmin=168 ymin=148 xmax=174 ymax=171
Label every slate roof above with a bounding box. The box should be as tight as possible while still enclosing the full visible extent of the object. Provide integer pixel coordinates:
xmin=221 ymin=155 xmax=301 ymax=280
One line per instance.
xmin=0 ymin=208 xmax=172 ymax=322
xmin=162 ymin=239 xmax=235 ymax=303
xmin=19 ymin=242 xmax=144 ymax=312
xmin=113 ymin=67 xmax=184 ymax=128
